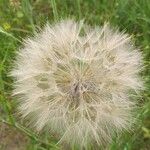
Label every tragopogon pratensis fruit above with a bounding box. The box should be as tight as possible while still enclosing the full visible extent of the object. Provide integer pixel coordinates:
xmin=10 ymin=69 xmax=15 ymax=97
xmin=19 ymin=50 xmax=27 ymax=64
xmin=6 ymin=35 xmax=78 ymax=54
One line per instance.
xmin=11 ymin=20 xmax=143 ymax=149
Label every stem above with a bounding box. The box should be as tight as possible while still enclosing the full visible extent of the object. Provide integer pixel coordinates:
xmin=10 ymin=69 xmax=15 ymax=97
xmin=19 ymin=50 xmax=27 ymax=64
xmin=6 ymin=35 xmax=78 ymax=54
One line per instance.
xmin=0 ymin=118 xmax=59 ymax=149
xmin=50 ymin=0 xmax=59 ymax=22
xmin=0 ymin=27 xmax=22 ymax=43
xmin=0 ymin=94 xmax=15 ymax=125
xmin=77 ymin=0 xmax=81 ymax=19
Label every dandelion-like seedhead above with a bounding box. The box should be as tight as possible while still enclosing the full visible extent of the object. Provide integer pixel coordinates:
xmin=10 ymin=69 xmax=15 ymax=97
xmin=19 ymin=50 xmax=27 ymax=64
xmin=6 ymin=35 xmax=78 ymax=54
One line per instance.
xmin=11 ymin=20 xmax=143 ymax=149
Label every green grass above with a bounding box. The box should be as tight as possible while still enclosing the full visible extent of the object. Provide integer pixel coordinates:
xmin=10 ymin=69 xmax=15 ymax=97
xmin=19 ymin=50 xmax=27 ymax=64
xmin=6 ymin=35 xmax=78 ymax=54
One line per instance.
xmin=0 ymin=0 xmax=150 ymax=149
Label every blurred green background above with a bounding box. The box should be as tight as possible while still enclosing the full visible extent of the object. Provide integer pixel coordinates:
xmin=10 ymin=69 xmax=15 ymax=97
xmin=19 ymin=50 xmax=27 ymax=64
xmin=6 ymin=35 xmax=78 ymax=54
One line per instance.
xmin=0 ymin=0 xmax=150 ymax=149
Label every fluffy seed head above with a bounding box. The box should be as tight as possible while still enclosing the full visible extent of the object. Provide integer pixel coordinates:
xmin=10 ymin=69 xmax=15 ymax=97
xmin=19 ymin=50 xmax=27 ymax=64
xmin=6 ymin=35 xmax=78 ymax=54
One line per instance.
xmin=11 ymin=20 xmax=143 ymax=148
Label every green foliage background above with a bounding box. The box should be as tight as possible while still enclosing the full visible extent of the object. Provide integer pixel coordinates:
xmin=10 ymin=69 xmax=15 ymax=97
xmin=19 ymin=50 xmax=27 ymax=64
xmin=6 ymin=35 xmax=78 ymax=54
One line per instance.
xmin=0 ymin=0 xmax=149 ymax=149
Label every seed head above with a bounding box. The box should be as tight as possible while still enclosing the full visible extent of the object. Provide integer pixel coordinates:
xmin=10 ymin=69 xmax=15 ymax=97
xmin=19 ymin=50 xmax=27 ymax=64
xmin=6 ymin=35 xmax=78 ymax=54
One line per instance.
xmin=11 ymin=20 xmax=143 ymax=148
